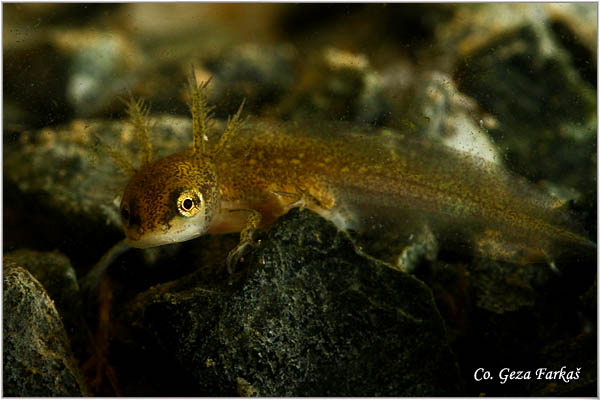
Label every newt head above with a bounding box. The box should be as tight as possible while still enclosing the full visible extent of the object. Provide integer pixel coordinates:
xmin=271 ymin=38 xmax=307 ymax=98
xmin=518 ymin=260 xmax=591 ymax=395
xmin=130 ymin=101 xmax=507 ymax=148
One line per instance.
xmin=98 ymin=68 xmax=245 ymax=249
xmin=116 ymin=70 xmax=244 ymax=248
xmin=119 ymin=150 xmax=220 ymax=248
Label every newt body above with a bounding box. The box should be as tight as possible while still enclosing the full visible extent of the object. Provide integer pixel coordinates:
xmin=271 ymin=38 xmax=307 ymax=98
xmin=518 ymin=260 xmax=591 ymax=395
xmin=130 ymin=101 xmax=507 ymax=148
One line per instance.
xmin=115 ymin=78 xmax=595 ymax=269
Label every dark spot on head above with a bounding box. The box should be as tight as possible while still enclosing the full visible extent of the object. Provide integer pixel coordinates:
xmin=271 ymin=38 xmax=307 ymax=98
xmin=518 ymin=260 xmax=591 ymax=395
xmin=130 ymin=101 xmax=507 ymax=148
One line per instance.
xmin=127 ymin=200 xmax=142 ymax=229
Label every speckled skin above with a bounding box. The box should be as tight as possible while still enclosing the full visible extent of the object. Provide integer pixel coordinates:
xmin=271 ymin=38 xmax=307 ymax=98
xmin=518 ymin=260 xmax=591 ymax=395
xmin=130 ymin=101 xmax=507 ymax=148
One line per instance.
xmin=120 ymin=117 xmax=593 ymax=264
xmin=120 ymin=149 xmax=219 ymax=242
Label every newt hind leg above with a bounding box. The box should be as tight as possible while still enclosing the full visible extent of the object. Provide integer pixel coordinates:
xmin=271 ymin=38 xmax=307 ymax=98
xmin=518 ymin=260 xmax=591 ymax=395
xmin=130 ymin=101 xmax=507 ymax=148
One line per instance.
xmin=271 ymin=181 xmax=336 ymax=214
xmin=474 ymin=229 xmax=554 ymax=268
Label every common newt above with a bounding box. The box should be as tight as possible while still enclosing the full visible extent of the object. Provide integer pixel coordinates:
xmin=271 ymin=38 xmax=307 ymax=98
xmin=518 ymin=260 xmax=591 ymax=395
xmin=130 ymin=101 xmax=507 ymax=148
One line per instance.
xmin=101 ymin=72 xmax=595 ymax=274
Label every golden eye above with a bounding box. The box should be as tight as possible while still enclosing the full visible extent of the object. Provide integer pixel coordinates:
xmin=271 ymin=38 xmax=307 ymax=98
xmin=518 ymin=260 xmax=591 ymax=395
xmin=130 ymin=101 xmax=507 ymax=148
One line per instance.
xmin=177 ymin=190 xmax=202 ymax=217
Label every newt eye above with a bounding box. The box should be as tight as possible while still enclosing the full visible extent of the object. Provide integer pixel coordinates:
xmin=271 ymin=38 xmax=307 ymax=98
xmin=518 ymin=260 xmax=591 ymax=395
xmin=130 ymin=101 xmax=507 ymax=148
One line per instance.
xmin=177 ymin=189 xmax=203 ymax=217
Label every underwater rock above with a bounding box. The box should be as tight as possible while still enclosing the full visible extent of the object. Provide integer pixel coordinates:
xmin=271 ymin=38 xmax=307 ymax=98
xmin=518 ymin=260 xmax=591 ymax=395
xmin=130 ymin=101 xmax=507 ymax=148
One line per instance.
xmin=397 ymin=71 xmax=502 ymax=165
xmin=468 ymin=259 xmax=539 ymax=314
xmin=545 ymin=3 xmax=597 ymax=59
xmin=58 ymin=29 xmax=144 ymax=117
xmin=3 ymin=7 xmax=142 ymax=127
xmin=120 ymin=209 xmax=462 ymax=396
xmin=3 ymin=257 xmax=89 ymax=396
xmin=4 ymin=249 xmax=87 ymax=359
xmin=526 ymin=330 xmax=596 ymax=396
xmin=450 ymin=4 xmax=596 ymax=194
xmin=415 ymin=253 xmax=595 ymax=396
xmin=279 ymin=47 xmax=391 ymax=125
xmin=201 ymin=43 xmax=297 ymax=117
xmin=438 ymin=4 xmax=595 ymax=62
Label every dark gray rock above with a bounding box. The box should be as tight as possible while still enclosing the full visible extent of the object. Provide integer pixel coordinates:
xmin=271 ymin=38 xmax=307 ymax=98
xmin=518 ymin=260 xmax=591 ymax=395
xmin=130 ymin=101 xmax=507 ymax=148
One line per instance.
xmin=279 ymin=47 xmax=391 ymax=126
xmin=526 ymin=332 xmax=597 ymax=396
xmin=204 ymin=43 xmax=297 ymax=116
xmin=3 ymin=257 xmax=89 ymax=396
xmin=453 ymin=9 xmax=596 ymax=194
xmin=121 ymin=209 xmax=463 ymax=396
xmin=4 ymin=249 xmax=88 ymax=359
xmin=414 ymin=253 xmax=595 ymax=397
xmin=469 ymin=259 xmax=539 ymax=314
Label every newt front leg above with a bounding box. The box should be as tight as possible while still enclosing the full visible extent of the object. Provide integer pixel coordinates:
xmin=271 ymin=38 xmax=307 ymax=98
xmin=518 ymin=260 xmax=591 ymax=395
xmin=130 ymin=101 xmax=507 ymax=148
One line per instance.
xmin=226 ymin=208 xmax=262 ymax=273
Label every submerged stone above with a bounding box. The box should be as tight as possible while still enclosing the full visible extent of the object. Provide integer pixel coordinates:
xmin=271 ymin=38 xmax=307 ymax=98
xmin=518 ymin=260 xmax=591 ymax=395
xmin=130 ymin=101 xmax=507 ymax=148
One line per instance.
xmin=4 ymin=249 xmax=87 ymax=359
xmin=120 ymin=209 xmax=462 ymax=396
xmin=3 ymin=257 xmax=88 ymax=396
